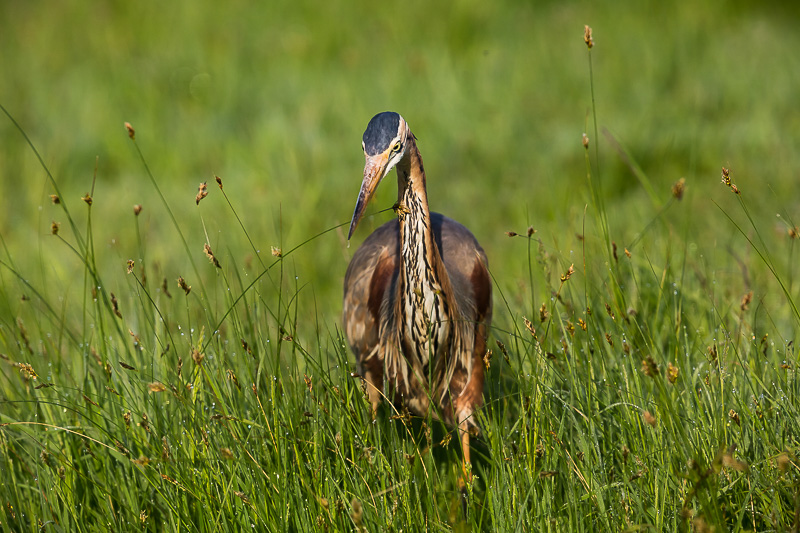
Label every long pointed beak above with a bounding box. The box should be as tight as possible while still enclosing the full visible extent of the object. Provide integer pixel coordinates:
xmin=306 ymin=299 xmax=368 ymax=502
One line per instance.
xmin=348 ymin=151 xmax=390 ymax=239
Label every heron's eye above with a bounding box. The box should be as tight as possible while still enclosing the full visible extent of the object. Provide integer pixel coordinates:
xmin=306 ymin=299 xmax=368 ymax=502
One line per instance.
xmin=392 ymin=142 xmax=402 ymax=153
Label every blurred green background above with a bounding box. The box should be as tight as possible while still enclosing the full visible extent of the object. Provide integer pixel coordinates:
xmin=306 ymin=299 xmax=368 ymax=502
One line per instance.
xmin=1 ymin=0 xmax=799 ymax=328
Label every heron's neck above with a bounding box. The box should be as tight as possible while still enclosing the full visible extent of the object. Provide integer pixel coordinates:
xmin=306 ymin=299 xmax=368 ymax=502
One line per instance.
xmin=394 ymin=137 xmax=453 ymax=361
xmin=395 ymin=137 xmax=436 ymax=278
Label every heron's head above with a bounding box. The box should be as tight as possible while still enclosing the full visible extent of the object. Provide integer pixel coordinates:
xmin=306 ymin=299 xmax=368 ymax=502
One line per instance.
xmin=348 ymin=111 xmax=410 ymax=239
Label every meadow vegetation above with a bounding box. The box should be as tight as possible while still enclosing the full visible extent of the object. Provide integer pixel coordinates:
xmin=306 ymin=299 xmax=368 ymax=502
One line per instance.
xmin=1 ymin=1 xmax=799 ymax=531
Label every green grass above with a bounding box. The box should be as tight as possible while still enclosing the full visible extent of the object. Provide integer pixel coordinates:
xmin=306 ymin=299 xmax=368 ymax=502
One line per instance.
xmin=2 ymin=1 xmax=800 ymax=530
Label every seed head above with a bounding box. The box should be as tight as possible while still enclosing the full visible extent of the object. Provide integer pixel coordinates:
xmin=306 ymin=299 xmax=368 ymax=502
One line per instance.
xmin=539 ymin=303 xmax=549 ymax=322
xmin=195 ymin=182 xmax=208 ymax=205
xmin=561 ymin=264 xmax=575 ymax=282
xmin=740 ymin=291 xmax=753 ymax=311
xmin=191 ymin=348 xmax=204 ymax=365
xmin=642 ymin=410 xmax=657 ymax=427
xmin=667 ymin=362 xmax=679 ymax=384
xmin=219 ymin=447 xmax=234 ymax=460
xmin=82 ymin=193 xmax=92 ymax=206
xmin=641 ymin=355 xmax=659 ymax=378
xmin=148 ymin=382 xmax=166 ymax=393
xmin=583 ymin=25 xmax=593 ymax=49
xmin=728 ymin=409 xmax=740 ymax=426
xmin=110 ymin=292 xmax=122 ymax=318
xmin=204 ymin=243 xmax=221 ymax=268
xmin=271 ymin=246 xmax=282 ymax=258
xmin=177 ymin=276 xmax=191 ymax=295
xmin=215 ymin=175 xmax=223 ymax=189
xmin=17 ymin=362 xmax=38 ymax=380
xmin=51 ymin=221 xmax=60 ymax=235
xmin=126 ymin=259 xmax=134 ymax=274
xmin=523 ymin=316 xmax=536 ymax=338
xmin=777 ymin=452 xmax=790 ymax=473
xmin=505 ymin=231 xmax=518 ymax=237
xmin=162 ymin=278 xmax=172 ymax=298
xmin=582 ymin=133 xmax=589 ymax=149
xmin=721 ymin=167 xmax=731 ymax=186
xmin=50 ymin=194 xmax=60 ymax=204
xmin=133 ymin=204 xmax=143 ymax=216
xmin=124 ymin=122 xmax=135 ymax=140
xmin=672 ymin=178 xmax=686 ymax=200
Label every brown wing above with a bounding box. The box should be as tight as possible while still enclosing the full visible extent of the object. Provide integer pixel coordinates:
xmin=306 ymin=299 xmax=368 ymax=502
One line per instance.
xmin=431 ymin=213 xmax=492 ymax=428
xmin=343 ymin=220 xmax=399 ymax=400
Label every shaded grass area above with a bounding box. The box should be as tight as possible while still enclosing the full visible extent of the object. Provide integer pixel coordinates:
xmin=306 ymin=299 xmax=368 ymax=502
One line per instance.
xmin=2 ymin=1 xmax=800 ymax=531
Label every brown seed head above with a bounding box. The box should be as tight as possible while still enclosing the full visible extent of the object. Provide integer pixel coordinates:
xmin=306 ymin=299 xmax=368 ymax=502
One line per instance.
xmin=124 ymin=122 xmax=135 ymax=140
xmin=82 ymin=193 xmax=92 ymax=206
xmin=624 ymin=248 xmax=631 ymax=258
xmin=191 ymin=348 xmax=204 ymax=365
xmin=215 ymin=175 xmax=223 ymax=189
xmin=483 ymin=348 xmax=492 ymax=370
xmin=177 ymin=276 xmax=191 ymax=295
xmin=582 ymin=133 xmax=589 ymax=149
xmin=667 ymin=362 xmax=679 ymax=384
xmin=527 ymin=226 xmax=536 ymax=237
xmin=523 ymin=316 xmax=536 ymax=338
xmin=740 ymin=291 xmax=753 ymax=311
xmin=777 ymin=452 xmax=790 ymax=473
xmin=728 ymin=409 xmax=740 ymax=426
xmin=539 ymin=303 xmax=549 ymax=323
xmin=162 ymin=277 xmax=172 ymax=298
xmin=641 ymin=355 xmax=659 ymax=378
xmin=18 ymin=362 xmax=38 ymax=380
xmin=271 ymin=246 xmax=282 ymax=258
xmin=195 ymin=182 xmax=208 ymax=205
xmin=605 ymin=333 xmax=613 ymax=347
xmin=505 ymin=231 xmax=518 ymax=237
xmin=148 ymin=382 xmax=167 ymax=393
xmin=204 ymin=243 xmax=221 ymax=268
xmin=110 ymin=292 xmax=122 ymax=318
xmin=789 ymin=226 xmax=799 ymax=239
xmin=126 ymin=259 xmax=134 ymax=274
xmin=50 ymin=194 xmax=60 ymax=204
xmin=578 ymin=318 xmax=587 ymax=331
xmin=642 ymin=410 xmax=657 ymax=427
xmin=721 ymin=167 xmax=731 ymax=186
xmin=584 ymin=25 xmax=593 ymax=49
xmin=561 ymin=264 xmax=575 ymax=282
xmin=133 ymin=204 xmax=143 ymax=216
xmin=672 ymin=178 xmax=686 ymax=200
xmin=227 ymin=369 xmax=240 ymax=389
xmin=722 ymin=450 xmax=748 ymax=472
xmin=51 ymin=221 xmax=60 ymax=235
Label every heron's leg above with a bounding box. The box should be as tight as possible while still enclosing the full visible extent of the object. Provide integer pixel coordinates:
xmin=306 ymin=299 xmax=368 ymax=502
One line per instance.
xmin=363 ymin=371 xmax=382 ymax=420
xmin=459 ymin=421 xmax=472 ymax=484
xmin=457 ymin=420 xmax=471 ymax=518
xmin=361 ymin=347 xmax=384 ymax=420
